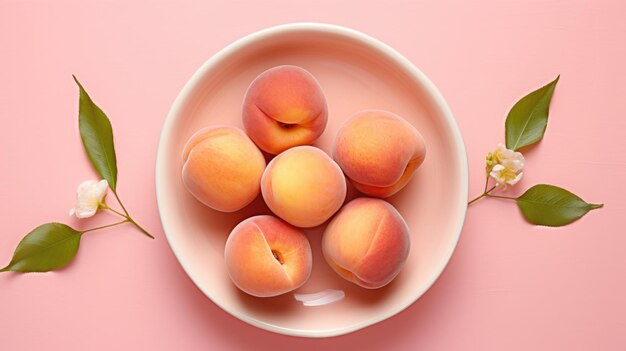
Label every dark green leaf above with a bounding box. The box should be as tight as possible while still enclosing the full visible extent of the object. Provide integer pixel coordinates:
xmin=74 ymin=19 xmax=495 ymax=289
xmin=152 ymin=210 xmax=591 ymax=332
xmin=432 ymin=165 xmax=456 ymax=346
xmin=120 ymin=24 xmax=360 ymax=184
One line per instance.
xmin=516 ymin=184 xmax=603 ymax=227
xmin=73 ymin=75 xmax=118 ymax=191
xmin=505 ymin=76 xmax=559 ymax=151
xmin=1 ymin=223 xmax=82 ymax=272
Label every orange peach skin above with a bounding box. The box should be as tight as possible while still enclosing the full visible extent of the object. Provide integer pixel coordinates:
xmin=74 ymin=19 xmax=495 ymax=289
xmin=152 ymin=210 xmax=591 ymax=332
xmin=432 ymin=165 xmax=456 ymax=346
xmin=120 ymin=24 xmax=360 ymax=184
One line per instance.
xmin=262 ymin=146 xmax=347 ymax=228
xmin=322 ymin=198 xmax=410 ymax=289
xmin=333 ymin=110 xmax=426 ymax=198
xmin=182 ymin=126 xmax=266 ymax=212
xmin=242 ymin=65 xmax=328 ymax=154
xmin=224 ymin=215 xmax=313 ymax=297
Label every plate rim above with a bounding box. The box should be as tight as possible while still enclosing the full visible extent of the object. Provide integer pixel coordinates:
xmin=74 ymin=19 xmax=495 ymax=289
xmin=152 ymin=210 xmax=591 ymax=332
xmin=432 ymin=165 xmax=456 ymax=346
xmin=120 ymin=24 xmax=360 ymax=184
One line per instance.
xmin=155 ymin=22 xmax=468 ymax=338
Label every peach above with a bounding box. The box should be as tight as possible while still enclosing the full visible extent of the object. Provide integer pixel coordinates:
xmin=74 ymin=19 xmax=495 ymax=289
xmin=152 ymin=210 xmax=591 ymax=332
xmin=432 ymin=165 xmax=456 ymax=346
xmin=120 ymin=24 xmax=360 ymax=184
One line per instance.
xmin=322 ymin=198 xmax=410 ymax=289
xmin=333 ymin=109 xmax=426 ymax=198
xmin=242 ymin=65 xmax=328 ymax=154
xmin=261 ymin=146 xmax=346 ymax=228
xmin=182 ymin=126 xmax=266 ymax=212
xmin=224 ymin=215 xmax=312 ymax=297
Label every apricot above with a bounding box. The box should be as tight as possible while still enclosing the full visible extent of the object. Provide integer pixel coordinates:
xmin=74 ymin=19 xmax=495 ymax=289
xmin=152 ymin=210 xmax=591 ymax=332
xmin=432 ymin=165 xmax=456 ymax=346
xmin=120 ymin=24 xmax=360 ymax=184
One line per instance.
xmin=224 ymin=215 xmax=312 ymax=297
xmin=242 ymin=65 xmax=328 ymax=154
xmin=322 ymin=198 xmax=410 ymax=289
xmin=182 ymin=126 xmax=266 ymax=212
xmin=261 ymin=146 xmax=346 ymax=228
xmin=333 ymin=110 xmax=426 ymax=198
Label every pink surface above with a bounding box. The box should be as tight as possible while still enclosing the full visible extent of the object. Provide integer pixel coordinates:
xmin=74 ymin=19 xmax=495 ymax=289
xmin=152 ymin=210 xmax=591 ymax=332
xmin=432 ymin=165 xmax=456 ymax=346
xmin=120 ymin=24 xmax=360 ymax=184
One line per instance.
xmin=0 ymin=0 xmax=624 ymax=349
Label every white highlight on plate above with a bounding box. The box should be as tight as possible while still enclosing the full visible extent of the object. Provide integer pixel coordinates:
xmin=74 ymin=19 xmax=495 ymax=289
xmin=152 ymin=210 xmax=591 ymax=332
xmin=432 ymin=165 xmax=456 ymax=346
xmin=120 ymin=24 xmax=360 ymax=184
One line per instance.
xmin=294 ymin=289 xmax=345 ymax=307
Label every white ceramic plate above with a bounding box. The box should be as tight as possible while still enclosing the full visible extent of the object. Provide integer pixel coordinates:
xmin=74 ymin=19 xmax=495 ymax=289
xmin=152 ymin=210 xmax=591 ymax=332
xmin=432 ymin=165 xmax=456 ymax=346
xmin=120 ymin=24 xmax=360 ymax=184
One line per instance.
xmin=156 ymin=23 xmax=467 ymax=338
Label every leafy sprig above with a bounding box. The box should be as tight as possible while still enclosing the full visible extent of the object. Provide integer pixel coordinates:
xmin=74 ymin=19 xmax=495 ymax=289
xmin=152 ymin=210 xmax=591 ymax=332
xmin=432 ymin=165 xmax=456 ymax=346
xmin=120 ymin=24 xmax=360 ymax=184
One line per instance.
xmin=1 ymin=77 xmax=154 ymax=273
xmin=468 ymin=76 xmax=603 ymax=226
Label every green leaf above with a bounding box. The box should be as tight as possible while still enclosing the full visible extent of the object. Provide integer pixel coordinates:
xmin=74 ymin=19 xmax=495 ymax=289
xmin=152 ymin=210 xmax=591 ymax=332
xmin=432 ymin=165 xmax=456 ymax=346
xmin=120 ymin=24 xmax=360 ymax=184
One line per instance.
xmin=516 ymin=184 xmax=603 ymax=227
xmin=1 ymin=223 xmax=82 ymax=272
xmin=73 ymin=75 xmax=118 ymax=191
xmin=505 ymin=75 xmax=560 ymax=151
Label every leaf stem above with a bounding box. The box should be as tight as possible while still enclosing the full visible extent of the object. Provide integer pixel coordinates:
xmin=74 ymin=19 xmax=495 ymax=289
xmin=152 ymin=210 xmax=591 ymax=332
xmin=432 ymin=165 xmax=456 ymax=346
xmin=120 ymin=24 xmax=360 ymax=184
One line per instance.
xmin=468 ymin=185 xmax=498 ymax=206
xmin=81 ymin=219 xmax=129 ymax=234
xmin=468 ymin=193 xmax=487 ymax=206
xmin=486 ymin=193 xmax=517 ymax=200
xmin=112 ymin=190 xmax=130 ymax=217
xmin=127 ymin=218 xmax=154 ymax=239
xmin=106 ymin=191 xmax=155 ymax=239
xmin=483 ymin=172 xmax=490 ymax=194
xmin=100 ymin=203 xmax=126 ymax=218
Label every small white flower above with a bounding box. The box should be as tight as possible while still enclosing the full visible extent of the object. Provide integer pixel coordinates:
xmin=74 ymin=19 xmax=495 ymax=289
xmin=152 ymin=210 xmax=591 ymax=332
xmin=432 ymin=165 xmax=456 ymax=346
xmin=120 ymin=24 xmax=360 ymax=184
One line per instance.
xmin=69 ymin=179 xmax=109 ymax=218
xmin=493 ymin=143 xmax=524 ymax=171
xmin=488 ymin=143 xmax=525 ymax=187
xmin=490 ymin=164 xmax=523 ymax=186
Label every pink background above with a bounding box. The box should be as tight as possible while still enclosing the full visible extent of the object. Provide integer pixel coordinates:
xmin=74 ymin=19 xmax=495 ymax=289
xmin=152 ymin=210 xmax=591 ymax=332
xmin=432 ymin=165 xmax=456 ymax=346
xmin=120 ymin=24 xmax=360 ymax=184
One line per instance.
xmin=1 ymin=0 xmax=624 ymax=350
